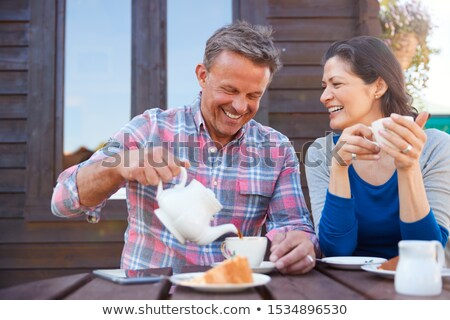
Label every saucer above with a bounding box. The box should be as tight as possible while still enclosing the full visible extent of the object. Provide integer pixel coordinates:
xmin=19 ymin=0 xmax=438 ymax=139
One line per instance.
xmin=361 ymin=264 xmax=450 ymax=279
xmin=211 ymin=261 xmax=276 ymax=274
xmin=318 ymin=256 xmax=387 ymax=270
xmin=252 ymin=261 xmax=276 ymax=274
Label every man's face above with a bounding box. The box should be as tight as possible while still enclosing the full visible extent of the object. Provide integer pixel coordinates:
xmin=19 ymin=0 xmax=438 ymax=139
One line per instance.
xmin=196 ymin=50 xmax=271 ymax=147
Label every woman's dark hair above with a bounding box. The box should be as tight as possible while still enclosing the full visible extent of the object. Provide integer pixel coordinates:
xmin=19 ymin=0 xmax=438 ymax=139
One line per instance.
xmin=322 ymin=36 xmax=418 ymax=118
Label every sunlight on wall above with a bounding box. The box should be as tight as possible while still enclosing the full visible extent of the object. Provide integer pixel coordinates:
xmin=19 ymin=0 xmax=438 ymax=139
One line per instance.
xmin=416 ymin=0 xmax=450 ymax=115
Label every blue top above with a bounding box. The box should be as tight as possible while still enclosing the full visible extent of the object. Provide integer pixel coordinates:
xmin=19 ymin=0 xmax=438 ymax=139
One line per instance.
xmin=307 ymin=133 xmax=449 ymax=259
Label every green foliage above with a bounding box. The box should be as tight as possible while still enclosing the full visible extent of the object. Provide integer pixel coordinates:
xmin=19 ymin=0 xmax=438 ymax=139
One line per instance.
xmin=379 ymin=0 xmax=438 ymax=104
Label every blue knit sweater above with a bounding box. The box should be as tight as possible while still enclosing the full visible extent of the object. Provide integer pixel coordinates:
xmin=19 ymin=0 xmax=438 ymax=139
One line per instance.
xmin=305 ymin=130 xmax=450 ymax=260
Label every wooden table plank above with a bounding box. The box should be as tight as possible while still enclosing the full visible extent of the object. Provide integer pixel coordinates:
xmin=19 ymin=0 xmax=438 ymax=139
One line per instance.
xmin=267 ymin=269 xmax=364 ymax=300
xmin=0 ymin=273 xmax=91 ymax=300
xmin=170 ymin=265 xmax=264 ymax=300
xmin=66 ymin=268 xmax=173 ymax=300
xmin=316 ymin=265 xmax=450 ymax=299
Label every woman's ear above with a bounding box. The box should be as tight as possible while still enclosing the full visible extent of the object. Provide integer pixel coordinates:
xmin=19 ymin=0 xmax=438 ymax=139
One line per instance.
xmin=195 ymin=64 xmax=207 ymax=88
xmin=374 ymin=77 xmax=388 ymax=99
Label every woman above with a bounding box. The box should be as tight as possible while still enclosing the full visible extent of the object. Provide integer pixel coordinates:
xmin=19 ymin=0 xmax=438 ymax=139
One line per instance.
xmin=305 ymin=36 xmax=450 ymax=265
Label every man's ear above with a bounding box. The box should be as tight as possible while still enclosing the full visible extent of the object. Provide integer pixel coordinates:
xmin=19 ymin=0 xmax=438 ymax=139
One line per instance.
xmin=374 ymin=77 xmax=388 ymax=99
xmin=195 ymin=64 xmax=207 ymax=88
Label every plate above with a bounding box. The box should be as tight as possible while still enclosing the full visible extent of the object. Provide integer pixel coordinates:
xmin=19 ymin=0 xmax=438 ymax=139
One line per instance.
xmin=211 ymin=261 xmax=276 ymax=274
xmin=318 ymin=256 xmax=387 ymax=270
xmin=361 ymin=264 xmax=450 ymax=279
xmin=170 ymin=272 xmax=271 ymax=293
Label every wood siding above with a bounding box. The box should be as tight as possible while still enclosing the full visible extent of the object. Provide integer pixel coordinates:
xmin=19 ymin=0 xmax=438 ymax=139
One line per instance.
xmin=0 ymin=0 xmax=28 ymax=227
xmin=0 ymin=0 xmax=381 ymax=288
xmin=0 ymin=0 xmax=125 ymax=289
xmin=247 ymin=0 xmax=381 ymax=207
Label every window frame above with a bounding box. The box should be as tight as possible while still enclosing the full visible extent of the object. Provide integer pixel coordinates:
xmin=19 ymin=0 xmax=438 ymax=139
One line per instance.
xmin=24 ymin=0 xmax=261 ymax=221
xmin=25 ymin=0 xmax=168 ymax=221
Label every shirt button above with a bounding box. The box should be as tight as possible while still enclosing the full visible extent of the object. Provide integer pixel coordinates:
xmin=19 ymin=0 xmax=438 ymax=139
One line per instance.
xmin=213 ymin=180 xmax=218 ymax=186
xmin=209 ymin=146 xmax=218 ymax=153
xmin=204 ymin=248 xmax=209 ymax=253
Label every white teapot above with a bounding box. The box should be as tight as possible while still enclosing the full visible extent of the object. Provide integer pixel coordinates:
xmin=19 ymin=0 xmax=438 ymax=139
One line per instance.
xmin=395 ymin=240 xmax=445 ymax=296
xmin=154 ymin=167 xmax=238 ymax=245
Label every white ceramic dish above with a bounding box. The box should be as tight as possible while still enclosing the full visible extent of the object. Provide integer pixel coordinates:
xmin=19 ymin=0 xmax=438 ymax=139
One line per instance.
xmin=361 ymin=264 xmax=450 ymax=279
xmin=170 ymin=272 xmax=271 ymax=293
xmin=318 ymin=256 xmax=387 ymax=270
xmin=211 ymin=261 xmax=276 ymax=274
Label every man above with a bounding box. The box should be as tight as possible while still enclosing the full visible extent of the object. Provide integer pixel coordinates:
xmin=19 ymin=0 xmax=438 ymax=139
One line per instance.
xmin=52 ymin=21 xmax=319 ymax=274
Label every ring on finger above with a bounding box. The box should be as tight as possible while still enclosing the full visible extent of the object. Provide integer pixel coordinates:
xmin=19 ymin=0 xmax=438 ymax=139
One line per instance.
xmin=351 ymin=153 xmax=357 ymax=161
xmin=401 ymin=144 xmax=412 ymax=154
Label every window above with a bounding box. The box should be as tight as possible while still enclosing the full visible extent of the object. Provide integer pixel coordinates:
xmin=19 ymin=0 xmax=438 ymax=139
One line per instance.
xmin=418 ymin=0 xmax=450 ymax=133
xmin=64 ymin=0 xmax=131 ymax=169
xmin=26 ymin=0 xmax=242 ymax=220
xmin=167 ymin=0 xmax=232 ymax=108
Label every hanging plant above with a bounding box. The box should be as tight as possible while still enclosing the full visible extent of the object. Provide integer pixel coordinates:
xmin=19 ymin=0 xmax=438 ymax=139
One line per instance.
xmin=379 ymin=0 xmax=438 ymax=104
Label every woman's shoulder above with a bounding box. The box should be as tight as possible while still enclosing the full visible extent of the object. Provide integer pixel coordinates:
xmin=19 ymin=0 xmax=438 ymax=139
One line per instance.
xmin=421 ymin=129 xmax=450 ymax=167
xmin=425 ymin=128 xmax=450 ymax=142
xmin=305 ymin=134 xmax=336 ymax=171
xmin=309 ymin=133 xmax=337 ymax=147
xmin=424 ymin=129 xmax=450 ymax=153
xmin=306 ymin=134 xmax=335 ymax=156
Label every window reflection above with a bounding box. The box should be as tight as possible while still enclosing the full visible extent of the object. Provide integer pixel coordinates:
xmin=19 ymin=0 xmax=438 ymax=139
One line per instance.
xmin=64 ymin=0 xmax=131 ymax=169
xmin=167 ymin=0 xmax=232 ymax=108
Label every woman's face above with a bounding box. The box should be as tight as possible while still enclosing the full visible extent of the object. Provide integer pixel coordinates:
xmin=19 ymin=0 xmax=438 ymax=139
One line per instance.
xmin=320 ymin=56 xmax=383 ymax=130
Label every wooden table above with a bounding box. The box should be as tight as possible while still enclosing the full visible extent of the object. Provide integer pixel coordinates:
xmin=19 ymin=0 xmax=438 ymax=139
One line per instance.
xmin=1 ymin=265 xmax=449 ymax=300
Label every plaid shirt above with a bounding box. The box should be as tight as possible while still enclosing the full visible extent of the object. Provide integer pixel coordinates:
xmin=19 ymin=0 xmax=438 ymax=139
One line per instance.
xmin=52 ymin=95 xmax=319 ymax=273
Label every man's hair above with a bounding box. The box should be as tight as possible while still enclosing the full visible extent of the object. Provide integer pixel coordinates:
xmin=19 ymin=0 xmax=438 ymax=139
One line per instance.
xmin=203 ymin=20 xmax=282 ymax=77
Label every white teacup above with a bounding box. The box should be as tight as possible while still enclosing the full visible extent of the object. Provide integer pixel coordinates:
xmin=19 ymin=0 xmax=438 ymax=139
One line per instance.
xmin=395 ymin=240 xmax=445 ymax=296
xmin=221 ymin=236 xmax=267 ymax=267
xmin=370 ymin=116 xmax=414 ymax=150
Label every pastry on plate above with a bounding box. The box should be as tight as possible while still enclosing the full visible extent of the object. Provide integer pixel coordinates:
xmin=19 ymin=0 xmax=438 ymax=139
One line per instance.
xmin=188 ymin=255 xmax=253 ymax=284
xmin=378 ymin=256 xmax=399 ymax=271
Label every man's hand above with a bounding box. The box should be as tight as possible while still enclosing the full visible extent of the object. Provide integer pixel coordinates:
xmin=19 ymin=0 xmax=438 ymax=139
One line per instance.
xmin=78 ymin=147 xmax=189 ymax=207
xmin=115 ymin=146 xmax=190 ymax=185
xmin=269 ymin=230 xmax=316 ymax=274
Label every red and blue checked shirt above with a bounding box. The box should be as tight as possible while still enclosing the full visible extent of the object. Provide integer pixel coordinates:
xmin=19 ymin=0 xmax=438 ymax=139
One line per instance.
xmin=52 ymin=95 xmax=319 ymax=272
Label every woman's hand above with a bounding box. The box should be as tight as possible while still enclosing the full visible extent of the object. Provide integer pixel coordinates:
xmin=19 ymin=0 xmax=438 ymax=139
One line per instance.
xmin=377 ymin=112 xmax=428 ymax=170
xmin=334 ymin=124 xmax=381 ymax=167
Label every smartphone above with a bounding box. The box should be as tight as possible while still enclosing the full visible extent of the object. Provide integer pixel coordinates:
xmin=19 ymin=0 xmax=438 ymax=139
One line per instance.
xmin=93 ymin=269 xmax=165 ymax=285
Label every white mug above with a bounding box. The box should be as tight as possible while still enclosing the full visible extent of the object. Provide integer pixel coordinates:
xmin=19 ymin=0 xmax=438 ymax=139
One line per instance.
xmin=394 ymin=240 xmax=445 ymax=296
xmin=221 ymin=236 xmax=267 ymax=267
xmin=370 ymin=115 xmax=414 ymax=150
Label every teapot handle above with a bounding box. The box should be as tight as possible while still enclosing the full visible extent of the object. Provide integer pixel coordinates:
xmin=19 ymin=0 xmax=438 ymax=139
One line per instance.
xmin=157 ymin=167 xmax=188 ymax=198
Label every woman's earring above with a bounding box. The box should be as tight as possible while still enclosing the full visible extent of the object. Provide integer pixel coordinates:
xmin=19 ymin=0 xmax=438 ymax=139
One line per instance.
xmin=375 ymin=95 xmax=379 ymax=99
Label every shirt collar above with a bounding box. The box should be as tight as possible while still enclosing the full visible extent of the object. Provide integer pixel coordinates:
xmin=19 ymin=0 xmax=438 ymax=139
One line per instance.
xmin=192 ymin=92 xmax=247 ymax=144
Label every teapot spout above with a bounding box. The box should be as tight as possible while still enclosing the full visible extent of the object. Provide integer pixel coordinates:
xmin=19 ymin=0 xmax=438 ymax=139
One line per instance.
xmin=195 ymin=224 xmax=238 ymax=245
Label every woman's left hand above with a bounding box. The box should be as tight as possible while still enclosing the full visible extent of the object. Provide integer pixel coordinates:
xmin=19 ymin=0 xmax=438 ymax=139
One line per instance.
xmin=378 ymin=111 xmax=429 ymax=170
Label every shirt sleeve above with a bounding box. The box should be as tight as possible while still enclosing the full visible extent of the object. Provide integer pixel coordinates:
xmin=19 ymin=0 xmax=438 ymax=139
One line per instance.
xmin=51 ymin=137 xmax=126 ymax=221
xmin=51 ymin=111 xmax=153 ymax=220
xmin=420 ymin=130 xmax=450 ymax=253
xmin=305 ymin=135 xmax=357 ymax=257
xmin=400 ymin=209 xmax=449 ymax=248
xmin=319 ymin=191 xmax=358 ymax=256
xmin=265 ymin=142 xmax=321 ymax=257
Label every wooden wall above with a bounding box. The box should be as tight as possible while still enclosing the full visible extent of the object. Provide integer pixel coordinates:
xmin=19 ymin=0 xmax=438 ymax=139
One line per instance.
xmin=0 ymin=0 xmax=126 ymax=289
xmin=264 ymin=0 xmax=381 ymax=206
xmin=0 ymin=0 xmax=381 ymax=289
xmin=0 ymin=0 xmax=28 ymax=218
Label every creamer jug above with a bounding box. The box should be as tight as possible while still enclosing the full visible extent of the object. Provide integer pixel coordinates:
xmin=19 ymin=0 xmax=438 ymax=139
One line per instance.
xmin=395 ymin=240 xmax=445 ymax=296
